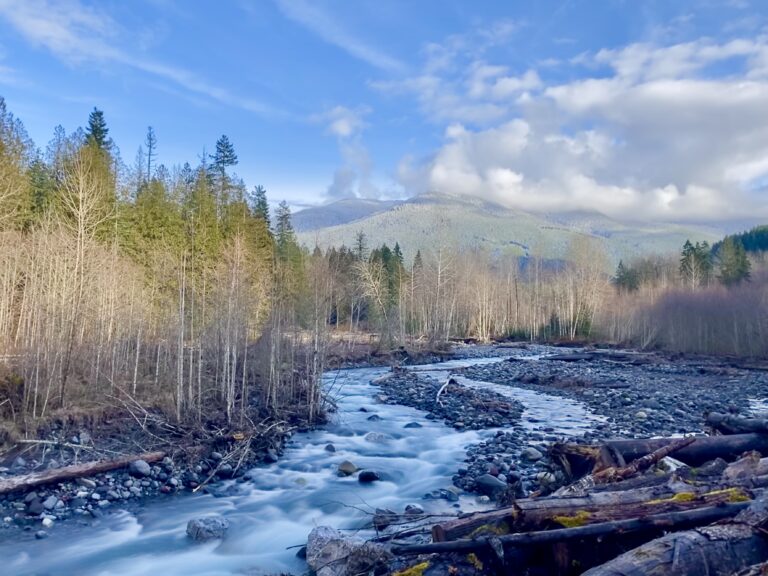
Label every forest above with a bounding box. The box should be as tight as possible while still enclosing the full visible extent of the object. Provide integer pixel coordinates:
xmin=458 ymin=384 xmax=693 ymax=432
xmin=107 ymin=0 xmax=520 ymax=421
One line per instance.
xmin=0 ymin=98 xmax=766 ymax=435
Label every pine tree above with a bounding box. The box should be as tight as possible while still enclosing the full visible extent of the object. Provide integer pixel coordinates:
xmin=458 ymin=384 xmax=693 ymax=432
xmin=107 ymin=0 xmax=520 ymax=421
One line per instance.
xmin=613 ymin=260 xmax=639 ymax=292
xmin=145 ymin=126 xmax=157 ymax=181
xmin=717 ymin=237 xmax=751 ymax=287
xmin=85 ymin=107 xmax=110 ymax=150
xmin=354 ymin=230 xmax=368 ymax=260
xmin=251 ymin=185 xmax=270 ymax=226
xmin=212 ymin=135 xmax=238 ymax=173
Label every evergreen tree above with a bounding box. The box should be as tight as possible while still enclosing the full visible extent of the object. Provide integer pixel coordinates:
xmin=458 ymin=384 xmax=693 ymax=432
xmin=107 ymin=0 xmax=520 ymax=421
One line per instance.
xmin=85 ymin=107 xmax=110 ymax=150
xmin=251 ymin=185 xmax=270 ymax=226
xmin=680 ymin=240 xmax=712 ymax=290
xmin=613 ymin=260 xmax=639 ymax=292
xmin=717 ymin=237 xmax=751 ymax=286
xmin=393 ymin=242 xmax=404 ymax=267
xmin=211 ymin=135 xmax=238 ymax=173
xmin=354 ymin=230 xmax=368 ymax=260
xmin=145 ymin=126 xmax=157 ymax=181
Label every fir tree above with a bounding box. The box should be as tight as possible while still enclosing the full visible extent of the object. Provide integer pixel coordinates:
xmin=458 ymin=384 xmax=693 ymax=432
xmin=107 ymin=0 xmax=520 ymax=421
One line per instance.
xmin=251 ymin=185 xmax=270 ymax=226
xmin=717 ymin=237 xmax=751 ymax=286
xmin=85 ymin=107 xmax=110 ymax=150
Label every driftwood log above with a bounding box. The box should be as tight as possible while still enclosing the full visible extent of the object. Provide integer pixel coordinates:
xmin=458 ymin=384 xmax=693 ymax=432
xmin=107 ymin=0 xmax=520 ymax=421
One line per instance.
xmin=708 ymin=412 xmax=768 ymax=435
xmin=0 ymin=451 xmax=166 ymax=494
xmin=432 ymin=483 xmax=753 ymax=542
xmin=582 ymin=498 xmax=768 ymax=576
xmin=394 ymin=502 xmax=750 ymax=556
xmin=553 ymin=433 xmax=768 ymax=476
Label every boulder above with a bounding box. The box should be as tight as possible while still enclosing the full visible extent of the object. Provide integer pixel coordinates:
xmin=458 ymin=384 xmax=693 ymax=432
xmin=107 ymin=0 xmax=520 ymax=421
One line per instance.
xmin=337 ymin=461 xmax=358 ymax=476
xmin=186 ymin=516 xmax=229 ymax=542
xmin=364 ymin=432 xmax=391 ymax=444
xmin=306 ymin=526 xmax=391 ymax=576
xmin=522 ymin=447 xmax=543 ymax=461
xmin=475 ymin=473 xmax=507 ymax=497
xmin=128 ymin=460 xmax=151 ymax=477
xmin=358 ymin=470 xmax=381 ymax=483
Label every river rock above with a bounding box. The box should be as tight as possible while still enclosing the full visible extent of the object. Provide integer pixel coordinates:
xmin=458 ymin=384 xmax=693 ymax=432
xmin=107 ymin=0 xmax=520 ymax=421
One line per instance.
xmin=42 ymin=496 xmax=58 ymax=511
xmin=522 ymin=447 xmax=544 ymax=461
xmin=128 ymin=460 xmax=151 ymax=477
xmin=475 ymin=474 xmax=507 ymax=497
xmin=337 ymin=461 xmax=358 ymax=476
xmin=364 ymin=432 xmax=390 ymax=444
xmin=324 ymin=443 xmax=336 ymax=453
xmin=186 ymin=516 xmax=229 ymax=542
xmin=404 ymin=422 xmax=422 ymax=429
xmin=306 ymin=526 xmax=391 ymax=576
xmin=358 ymin=470 xmax=381 ymax=483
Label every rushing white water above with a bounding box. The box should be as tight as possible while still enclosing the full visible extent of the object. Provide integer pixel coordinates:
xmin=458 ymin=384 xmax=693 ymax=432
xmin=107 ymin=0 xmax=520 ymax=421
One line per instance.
xmin=0 ymin=355 xmax=601 ymax=576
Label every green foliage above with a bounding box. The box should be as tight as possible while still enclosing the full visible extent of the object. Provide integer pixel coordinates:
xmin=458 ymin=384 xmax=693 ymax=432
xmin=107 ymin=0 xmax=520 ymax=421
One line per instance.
xmin=85 ymin=107 xmax=110 ymax=151
xmin=613 ymin=260 xmax=639 ymax=292
xmin=717 ymin=237 xmax=751 ymax=287
xmin=250 ymin=185 xmax=270 ymax=226
xmin=713 ymin=225 xmax=768 ymax=254
xmin=680 ymin=240 xmax=713 ymax=289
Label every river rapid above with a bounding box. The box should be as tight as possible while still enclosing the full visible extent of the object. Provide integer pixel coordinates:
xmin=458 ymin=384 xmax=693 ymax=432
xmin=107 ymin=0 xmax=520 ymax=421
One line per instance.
xmin=1 ymin=353 xmax=603 ymax=576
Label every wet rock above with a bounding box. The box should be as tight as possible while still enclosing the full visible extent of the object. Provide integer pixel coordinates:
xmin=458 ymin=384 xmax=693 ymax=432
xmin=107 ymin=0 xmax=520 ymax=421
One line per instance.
xmin=366 ymin=414 xmax=381 ymax=422
xmin=35 ymin=530 xmax=48 ymax=539
xmin=27 ymin=499 xmax=44 ymax=515
xmin=324 ymin=443 xmax=336 ymax=453
xmin=77 ymin=478 xmax=97 ymax=489
xmin=373 ymin=508 xmax=398 ymax=530
xmin=41 ymin=517 xmax=54 ymax=528
xmin=475 ymin=474 xmax=507 ymax=497
xmin=404 ymin=504 xmax=424 ymax=516
xmin=186 ymin=516 xmax=229 ymax=542
xmin=337 ymin=461 xmax=358 ymax=476
xmin=404 ymin=422 xmax=422 ymax=429
xmin=364 ymin=432 xmax=390 ymax=444
xmin=358 ymin=470 xmax=381 ymax=483
xmin=522 ymin=447 xmax=544 ymax=461
xmin=306 ymin=526 xmax=391 ymax=576
xmin=128 ymin=460 xmax=151 ymax=478
xmin=263 ymin=449 xmax=279 ymax=463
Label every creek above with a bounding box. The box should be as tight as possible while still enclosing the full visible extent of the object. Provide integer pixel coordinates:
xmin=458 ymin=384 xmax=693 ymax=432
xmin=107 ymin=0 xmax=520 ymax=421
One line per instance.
xmin=1 ymin=354 xmax=602 ymax=576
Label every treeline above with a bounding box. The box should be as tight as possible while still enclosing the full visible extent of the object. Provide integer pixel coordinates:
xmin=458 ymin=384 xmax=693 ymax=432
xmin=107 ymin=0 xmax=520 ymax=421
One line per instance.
xmin=0 ymin=99 xmax=323 ymax=429
xmin=311 ymin=230 xmax=767 ymax=358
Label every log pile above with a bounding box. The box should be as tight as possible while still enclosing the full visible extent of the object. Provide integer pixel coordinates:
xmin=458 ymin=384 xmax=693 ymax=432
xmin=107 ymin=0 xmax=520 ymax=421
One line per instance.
xmin=392 ymin=413 xmax=768 ymax=575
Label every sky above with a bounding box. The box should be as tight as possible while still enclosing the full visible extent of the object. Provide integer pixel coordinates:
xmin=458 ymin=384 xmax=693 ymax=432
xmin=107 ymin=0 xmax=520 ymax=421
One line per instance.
xmin=0 ymin=0 xmax=767 ymax=222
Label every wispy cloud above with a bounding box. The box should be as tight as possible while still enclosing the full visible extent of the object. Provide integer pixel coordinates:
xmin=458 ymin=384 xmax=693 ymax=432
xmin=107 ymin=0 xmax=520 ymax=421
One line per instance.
xmin=0 ymin=0 xmax=287 ymax=118
xmin=273 ymin=0 xmax=405 ymax=73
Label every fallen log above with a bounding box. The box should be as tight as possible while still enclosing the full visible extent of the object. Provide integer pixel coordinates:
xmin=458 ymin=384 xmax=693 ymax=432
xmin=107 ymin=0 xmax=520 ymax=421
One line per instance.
xmin=432 ymin=483 xmax=754 ymax=542
xmin=582 ymin=498 xmax=768 ymax=576
xmin=394 ymin=502 xmax=750 ymax=555
xmin=707 ymin=412 xmax=768 ymax=435
xmin=0 ymin=450 xmax=166 ymax=494
xmin=553 ymin=433 xmax=768 ymax=473
xmin=557 ymin=437 xmax=695 ymax=496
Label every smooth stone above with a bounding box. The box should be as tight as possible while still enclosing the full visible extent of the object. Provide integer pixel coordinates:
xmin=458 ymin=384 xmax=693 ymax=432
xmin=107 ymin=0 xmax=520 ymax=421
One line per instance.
xmin=357 ymin=470 xmax=381 ymax=483
xmin=337 ymin=461 xmax=358 ymax=476
xmin=186 ymin=516 xmax=230 ymax=542
xmin=128 ymin=460 xmax=151 ymax=478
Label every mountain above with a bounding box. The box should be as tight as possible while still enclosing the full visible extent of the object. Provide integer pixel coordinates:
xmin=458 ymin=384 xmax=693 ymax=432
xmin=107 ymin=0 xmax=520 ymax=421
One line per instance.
xmin=292 ymin=198 xmax=402 ymax=232
xmin=294 ymin=193 xmax=728 ymax=267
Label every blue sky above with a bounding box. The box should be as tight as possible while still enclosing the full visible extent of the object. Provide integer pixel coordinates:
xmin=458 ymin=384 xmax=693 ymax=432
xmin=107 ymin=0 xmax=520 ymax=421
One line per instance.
xmin=0 ymin=0 xmax=767 ymax=221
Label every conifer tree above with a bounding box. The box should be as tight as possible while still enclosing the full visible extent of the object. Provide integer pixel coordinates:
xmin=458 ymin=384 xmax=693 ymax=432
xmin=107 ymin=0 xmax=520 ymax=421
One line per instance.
xmin=717 ymin=237 xmax=751 ymax=286
xmin=85 ymin=107 xmax=110 ymax=151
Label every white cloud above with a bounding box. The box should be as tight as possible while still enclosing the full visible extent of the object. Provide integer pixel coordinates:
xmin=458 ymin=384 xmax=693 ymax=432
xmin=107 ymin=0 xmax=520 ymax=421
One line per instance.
xmin=273 ymin=0 xmax=404 ymax=73
xmin=0 ymin=0 xmax=284 ymax=117
xmin=392 ymin=33 xmax=768 ymax=222
xmin=314 ymin=105 xmax=370 ymax=138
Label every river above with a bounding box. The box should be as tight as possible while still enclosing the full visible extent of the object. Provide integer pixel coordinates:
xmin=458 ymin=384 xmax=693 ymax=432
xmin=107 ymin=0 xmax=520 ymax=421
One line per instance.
xmin=1 ymin=354 xmax=603 ymax=576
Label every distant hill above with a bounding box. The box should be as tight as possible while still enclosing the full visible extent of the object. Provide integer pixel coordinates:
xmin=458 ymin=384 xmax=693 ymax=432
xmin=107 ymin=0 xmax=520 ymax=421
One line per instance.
xmin=294 ymin=193 xmax=727 ymax=267
xmin=292 ymin=198 xmax=401 ymax=232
